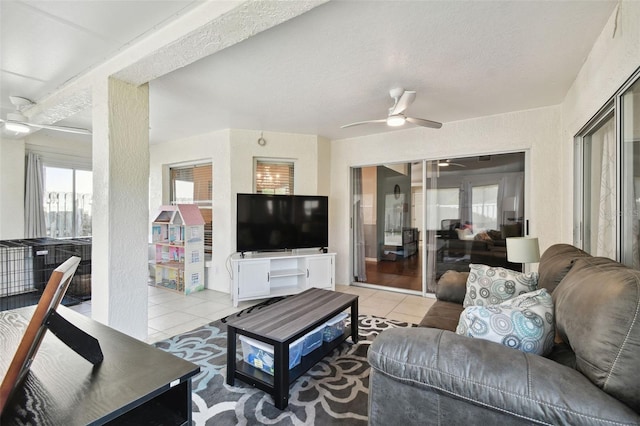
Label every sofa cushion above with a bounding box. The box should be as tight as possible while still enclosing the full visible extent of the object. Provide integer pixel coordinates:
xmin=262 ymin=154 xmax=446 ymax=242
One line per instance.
xmin=553 ymin=256 xmax=640 ymax=412
xmin=463 ymin=264 xmax=538 ymax=307
xmin=537 ymin=243 xmax=590 ymax=293
xmin=419 ymin=300 xmax=464 ymax=331
xmin=456 ymin=289 xmax=555 ymax=355
xmin=436 ymin=270 xmax=468 ymax=304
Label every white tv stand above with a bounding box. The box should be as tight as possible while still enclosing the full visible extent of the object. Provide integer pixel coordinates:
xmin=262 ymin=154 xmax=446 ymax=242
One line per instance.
xmin=230 ymin=250 xmax=336 ymax=307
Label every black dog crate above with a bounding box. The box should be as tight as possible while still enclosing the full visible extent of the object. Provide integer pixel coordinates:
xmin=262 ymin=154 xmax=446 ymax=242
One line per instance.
xmin=0 ymin=237 xmax=91 ymax=311
xmin=58 ymin=238 xmax=92 ymax=300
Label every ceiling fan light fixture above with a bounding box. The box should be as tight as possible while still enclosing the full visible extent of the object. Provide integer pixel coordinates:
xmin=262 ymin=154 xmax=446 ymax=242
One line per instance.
xmin=438 ymin=161 xmax=450 ymax=167
xmin=4 ymin=121 xmax=30 ymax=134
xmin=387 ymin=115 xmax=406 ymax=127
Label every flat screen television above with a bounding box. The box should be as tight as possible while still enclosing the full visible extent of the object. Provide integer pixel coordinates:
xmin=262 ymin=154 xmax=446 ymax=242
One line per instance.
xmin=236 ymin=193 xmax=328 ymax=252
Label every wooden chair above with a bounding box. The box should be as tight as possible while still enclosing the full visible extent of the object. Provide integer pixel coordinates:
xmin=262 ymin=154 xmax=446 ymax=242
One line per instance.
xmin=0 ymin=256 xmax=81 ymax=413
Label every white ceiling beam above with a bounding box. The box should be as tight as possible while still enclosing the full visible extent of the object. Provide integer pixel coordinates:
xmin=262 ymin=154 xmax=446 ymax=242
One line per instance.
xmin=25 ymin=0 xmax=329 ymax=126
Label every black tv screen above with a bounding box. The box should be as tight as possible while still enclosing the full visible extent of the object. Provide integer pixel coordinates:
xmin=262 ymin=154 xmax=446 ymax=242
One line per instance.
xmin=237 ymin=194 xmax=328 ymax=252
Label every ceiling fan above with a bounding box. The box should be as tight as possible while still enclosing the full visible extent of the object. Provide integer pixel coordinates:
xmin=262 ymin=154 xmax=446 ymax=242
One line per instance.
xmin=341 ymin=88 xmax=442 ymax=130
xmin=0 ymin=96 xmax=91 ymax=136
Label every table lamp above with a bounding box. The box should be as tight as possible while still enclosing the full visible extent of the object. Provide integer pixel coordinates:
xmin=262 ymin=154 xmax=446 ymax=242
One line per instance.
xmin=506 ymin=237 xmax=540 ymax=267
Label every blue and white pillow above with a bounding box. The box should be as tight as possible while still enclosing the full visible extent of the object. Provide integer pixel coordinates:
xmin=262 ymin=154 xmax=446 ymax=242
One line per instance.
xmin=463 ymin=264 xmax=538 ymax=308
xmin=456 ymin=289 xmax=555 ymax=356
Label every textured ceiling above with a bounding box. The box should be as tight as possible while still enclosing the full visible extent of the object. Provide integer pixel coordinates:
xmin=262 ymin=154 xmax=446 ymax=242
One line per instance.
xmin=0 ymin=1 xmax=618 ymax=143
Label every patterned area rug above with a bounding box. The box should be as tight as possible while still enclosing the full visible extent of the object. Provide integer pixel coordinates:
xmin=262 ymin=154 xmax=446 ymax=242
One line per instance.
xmin=155 ymin=311 xmax=415 ymax=425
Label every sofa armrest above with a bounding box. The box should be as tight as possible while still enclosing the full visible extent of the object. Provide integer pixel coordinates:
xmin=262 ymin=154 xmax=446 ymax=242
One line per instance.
xmin=436 ymin=270 xmax=468 ymax=303
xmin=368 ymin=328 xmax=640 ymax=425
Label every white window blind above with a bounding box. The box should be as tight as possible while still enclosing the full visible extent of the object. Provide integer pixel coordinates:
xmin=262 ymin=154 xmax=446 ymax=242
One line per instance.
xmin=170 ymin=164 xmax=212 ymax=253
xmin=255 ymin=160 xmax=294 ymax=194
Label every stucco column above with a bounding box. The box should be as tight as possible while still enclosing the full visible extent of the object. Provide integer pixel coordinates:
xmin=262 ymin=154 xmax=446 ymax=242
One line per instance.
xmin=91 ymin=77 xmax=149 ymax=339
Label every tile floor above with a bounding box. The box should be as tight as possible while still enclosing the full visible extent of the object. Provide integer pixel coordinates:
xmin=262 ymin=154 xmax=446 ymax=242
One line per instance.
xmin=69 ymin=284 xmax=435 ymax=344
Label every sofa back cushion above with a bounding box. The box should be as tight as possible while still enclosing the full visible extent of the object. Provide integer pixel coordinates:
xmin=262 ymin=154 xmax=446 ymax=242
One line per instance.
xmin=553 ymin=256 xmax=640 ymax=412
xmin=538 ymin=244 xmax=590 ymax=293
xmin=436 ymin=270 xmax=468 ymax=304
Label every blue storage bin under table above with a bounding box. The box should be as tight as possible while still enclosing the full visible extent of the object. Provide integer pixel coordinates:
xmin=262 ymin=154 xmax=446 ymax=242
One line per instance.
xmin=323 ymin=312 xmax=349 ymax=342
xmin=239 ymin=335 xmax=304 ymax=375
xmin=302 ymin=324 xmax=326 ymax=355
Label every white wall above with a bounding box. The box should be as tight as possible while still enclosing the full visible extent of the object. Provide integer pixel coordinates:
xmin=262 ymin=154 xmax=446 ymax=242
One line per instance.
xmin=150 ymin=128 xmax=330 ymax=294
xmin=25 ymin=133 xmax=92 ymax=169
xmin=0 ymin=137 xmax=25 ymax=239
xmin=229 ymin=129 xmax=323 ymax=196
xmin=330 ymin=106 xmax=561 ymax=285
xmin=560 ymin=0 xmax=640 ymax=243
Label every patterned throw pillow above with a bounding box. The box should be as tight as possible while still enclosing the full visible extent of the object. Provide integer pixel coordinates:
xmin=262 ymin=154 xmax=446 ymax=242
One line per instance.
xmin=462 ymin=264 xmax=538 ymax=307
xmin=456 ymin=289 xmax=555 ymax=356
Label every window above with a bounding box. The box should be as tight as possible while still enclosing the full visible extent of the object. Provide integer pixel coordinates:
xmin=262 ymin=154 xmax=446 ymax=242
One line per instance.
xmin=575 ymin=67 xmax=640 ymax=268
xmin=472 ymin=184 xmax=499 ymax=231
xmin=170 ymin=164 xmax=212 ymax=253
xmin=44 ymin=167 xmax=92 ymax=238
xmin=577 ymin=112 xmax=616 ymax=258
xmin=426 ymin=187 xmax=460 ymax=226
xmin=254 ymin=159 xmax=294 ymax=194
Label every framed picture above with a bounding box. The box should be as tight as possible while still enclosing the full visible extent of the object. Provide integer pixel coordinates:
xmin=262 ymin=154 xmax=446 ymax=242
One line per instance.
xmin=0 ymin=256 xmax=81 ymax=413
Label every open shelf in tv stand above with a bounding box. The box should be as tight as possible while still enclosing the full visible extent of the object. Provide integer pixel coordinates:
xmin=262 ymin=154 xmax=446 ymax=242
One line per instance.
xmin=230 ymin=250 xmax=336 ymax=307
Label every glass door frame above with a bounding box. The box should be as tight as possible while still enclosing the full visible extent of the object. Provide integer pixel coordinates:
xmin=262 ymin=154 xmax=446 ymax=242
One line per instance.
xmin=349 ymin=162 xmax=425 ymax=297
xmin=349 ymin=150 xmax=532 ymax=298
xmin=573 ymin=66 xmax=640 ymax=261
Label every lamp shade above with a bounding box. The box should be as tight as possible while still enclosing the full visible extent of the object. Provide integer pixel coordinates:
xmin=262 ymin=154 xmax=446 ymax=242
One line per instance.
xmin=506 ymin=237 xmax=540 ymax=263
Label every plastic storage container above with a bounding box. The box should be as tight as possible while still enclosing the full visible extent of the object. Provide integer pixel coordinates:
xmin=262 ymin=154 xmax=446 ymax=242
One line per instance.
xmin=301 ymin=324 xmax=325 ymax=356
xmin=323 ymin=312 xmax=349 ymax=342
xmin=239 ymin=335 xmax=304 ymax=375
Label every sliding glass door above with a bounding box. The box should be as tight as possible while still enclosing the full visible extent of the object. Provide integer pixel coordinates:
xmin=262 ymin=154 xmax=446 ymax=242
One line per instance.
xmin=621 ymin=77 xmax=640 ymax=267
xmin=352 ymin=152 xmax=525 ymax=295
xmin=576 ymin=68 xmax=640 ymax=268
xmin=351 ymin=163 xmax=422 ymax=293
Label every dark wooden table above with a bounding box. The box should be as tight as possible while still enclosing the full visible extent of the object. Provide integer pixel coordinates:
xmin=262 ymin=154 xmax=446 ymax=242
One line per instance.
xmin=0 ymin=306 xmax=200 ymax=425
xmin=226 ymin=288 xmax=358 ymax=409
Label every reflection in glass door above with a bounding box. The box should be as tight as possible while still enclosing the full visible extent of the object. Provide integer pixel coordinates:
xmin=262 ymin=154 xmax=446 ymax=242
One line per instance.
xmin=352 ymin=153 xmax=526 ymax=295
xmin=351 ymin=163 xmax=422 ymax=293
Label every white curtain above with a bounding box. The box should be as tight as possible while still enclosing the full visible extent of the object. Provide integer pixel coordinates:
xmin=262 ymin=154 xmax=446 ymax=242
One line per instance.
xmin=352 ymin=168 xmax=367 ymax=282
xmin=425 ymin=161 xmax=438 ymax=293
xmin=594 ymin=119 xmax=617 ymax=258
xmin=24 ymin=152 xmax=47 ymax=238
xmin=458 ymin=181 xmax=472 ymax=226
xmin=496 ymin=172 xmax=524 ymax=228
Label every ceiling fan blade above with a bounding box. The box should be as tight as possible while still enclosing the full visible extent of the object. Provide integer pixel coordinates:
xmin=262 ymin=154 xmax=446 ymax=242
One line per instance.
xmin=340 ymin=119 xmax=386 ymax=129
xmin=26 ymin=122 xmax=92 ymax=135
xmin=1 ymin=118 xmax=91 ymax=135
xmin=406 ymin=116 xmax=443 ymax=129
xmin=390 ymin=90 xmax=416 ymax=115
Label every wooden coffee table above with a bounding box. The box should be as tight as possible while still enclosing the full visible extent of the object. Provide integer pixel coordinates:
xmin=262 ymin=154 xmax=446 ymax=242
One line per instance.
xmin=226 ymin=288 xmax=358 ymax=409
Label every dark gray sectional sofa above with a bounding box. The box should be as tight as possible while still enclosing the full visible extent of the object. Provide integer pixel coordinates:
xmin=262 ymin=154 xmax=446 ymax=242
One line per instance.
xmin=368 ymin=244 xmax=640 ymax=425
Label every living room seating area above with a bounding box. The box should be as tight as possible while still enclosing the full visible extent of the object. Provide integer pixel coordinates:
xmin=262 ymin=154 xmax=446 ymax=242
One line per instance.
xmin=368 ymin=244 xmax=640 ymax=424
